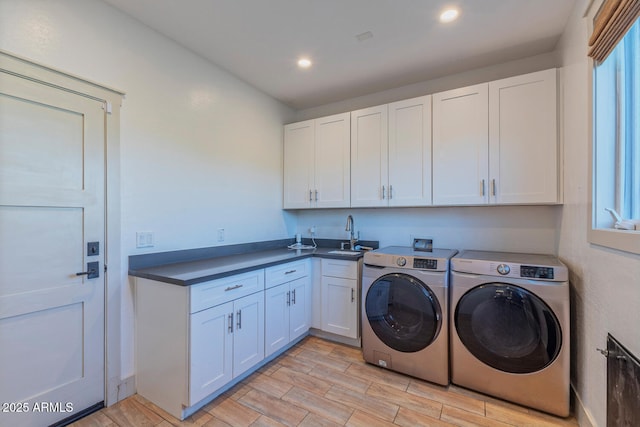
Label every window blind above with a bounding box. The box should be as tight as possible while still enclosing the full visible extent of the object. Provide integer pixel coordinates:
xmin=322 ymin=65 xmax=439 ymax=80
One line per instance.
xmin=588 ymin=0 xmax=640 ymax=62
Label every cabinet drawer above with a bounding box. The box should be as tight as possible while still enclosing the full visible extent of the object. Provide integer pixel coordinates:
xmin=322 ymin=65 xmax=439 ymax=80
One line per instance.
xmin=190 ymin=270 xmax=264 ymax=313
xmin=321 ymin=258 xmax=358 ymax=280
xmin=265 ymin=260 xmax=308 ymax=288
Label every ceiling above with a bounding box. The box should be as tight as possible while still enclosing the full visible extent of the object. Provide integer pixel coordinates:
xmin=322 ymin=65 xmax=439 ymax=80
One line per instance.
xmin=102 ymin=0 xmax=577 ymax=110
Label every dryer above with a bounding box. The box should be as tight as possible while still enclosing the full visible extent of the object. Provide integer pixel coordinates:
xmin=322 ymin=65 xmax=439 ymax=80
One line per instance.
xmin=362 ymin=247 xmax=457 ymax=385
xmin=450 ymin=250 xmax=570 ymax=416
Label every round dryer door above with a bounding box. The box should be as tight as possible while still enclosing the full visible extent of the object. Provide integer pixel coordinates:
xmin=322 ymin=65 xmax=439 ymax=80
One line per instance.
xmin=455 ymin=283 xmax=562 ymax=374
xmin=365 ymin=273 xmax=442 ymax=353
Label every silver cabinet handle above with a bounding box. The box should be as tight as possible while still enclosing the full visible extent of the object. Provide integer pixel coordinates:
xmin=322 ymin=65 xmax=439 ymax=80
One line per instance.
xmin=389 ymin=185 xmax=393 ymax=200
xmin=351 ymin=288 xmax=355 ymax=302
xmin=228 ymin=313 xmax=233 ymax=333
xmin=309 ymin=190 xmax=313 ymax=202
xmin=287 ymin=290 xmax=291 ymax=306
xmin=315 ymin=190 xmax=318 ymax=201
xmin=382 ymin=185 xmax=386 ymax=199
xmin=225 ymin=284 xmax=243 ymax=292
xmin=292 ymin=289 xmax=296 ymax=304
xmin=481 ymin=179 xmax=485 ymax=196
xmin=236 ymin=310 xmax=242 ymax=330
xmin=285 ymin=270 xmax=297 ymax=275
xmin=491 ymin=179 xmax=496 ymax=196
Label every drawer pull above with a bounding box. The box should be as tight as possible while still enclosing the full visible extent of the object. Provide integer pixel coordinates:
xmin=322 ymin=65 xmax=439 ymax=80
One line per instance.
xmin=237 ymin=310 xmax=242 ymax=330
xmin=351 ymin=288 xmax=355 ymax=302
xmin=228 ymin=313 xmax=234 ymax=333
xmin=285 ymin=270 xmax=297 ymax=275
xmin=292 ymin=289 xmax=296 ymax=304
xmin=287 ymin=291 xmax=291 ymax=306
xmin=225 ymin=284 xmax=243 ymax=292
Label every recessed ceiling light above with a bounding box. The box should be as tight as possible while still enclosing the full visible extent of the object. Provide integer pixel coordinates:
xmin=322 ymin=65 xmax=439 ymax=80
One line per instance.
xmin=297 ymin=58 xmax=312 ymax=68
xmin=440 ymin=8 xmax=459 ymax=23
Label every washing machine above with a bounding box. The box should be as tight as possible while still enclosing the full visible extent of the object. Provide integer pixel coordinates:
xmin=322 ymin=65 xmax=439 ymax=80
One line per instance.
xmin=450 ymin=250 xmax=570 ymax=416
xmin=362 ymin=246 xmax=457 ymax=385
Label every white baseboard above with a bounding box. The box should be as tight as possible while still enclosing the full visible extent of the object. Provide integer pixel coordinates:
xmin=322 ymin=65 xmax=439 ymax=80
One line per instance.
xmin=309 ymin=328 xmax=361 ymax=348
xmin=571 ymin=384 xmax=597 ymax=427
xmin=115 ymin=375 xmax=136 ymax=403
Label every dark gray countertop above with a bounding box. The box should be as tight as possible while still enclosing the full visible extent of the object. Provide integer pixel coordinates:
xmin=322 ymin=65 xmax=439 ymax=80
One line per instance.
xmin=128 ymin=239 xmax=377 ymax=286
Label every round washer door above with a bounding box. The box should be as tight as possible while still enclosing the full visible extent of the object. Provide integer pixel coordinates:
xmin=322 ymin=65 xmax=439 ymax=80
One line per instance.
xmin=365 ymin=273 xmax=442 ymax=353
xmin=455 ymin=283 xmax=562 ymax=374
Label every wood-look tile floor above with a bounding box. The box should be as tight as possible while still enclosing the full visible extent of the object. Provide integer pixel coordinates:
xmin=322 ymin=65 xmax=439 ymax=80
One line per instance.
xmin=71 ymin=336 xmax=579 ymax=427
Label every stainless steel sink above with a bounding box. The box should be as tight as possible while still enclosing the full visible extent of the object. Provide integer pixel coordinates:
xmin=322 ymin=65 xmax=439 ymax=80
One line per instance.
xmin=327 ymin=250 xmax=361 ymax=256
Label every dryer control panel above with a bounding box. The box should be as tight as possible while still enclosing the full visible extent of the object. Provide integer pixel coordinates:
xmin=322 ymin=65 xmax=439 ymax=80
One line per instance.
xmin=451 ymin=250 xmax=568 ymax=282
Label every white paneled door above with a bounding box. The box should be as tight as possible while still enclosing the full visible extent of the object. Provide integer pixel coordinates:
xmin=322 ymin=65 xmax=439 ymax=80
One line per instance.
xmin=0 ymin=71 xmax=105 ymax=426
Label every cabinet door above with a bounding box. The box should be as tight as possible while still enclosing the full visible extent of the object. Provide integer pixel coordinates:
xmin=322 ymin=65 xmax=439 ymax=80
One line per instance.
xmin=315 ymin=113 xmax=351 ymax=208
xmin=189 ymin=302 xmax=233 ymax=405
xmin=388 ymin=95 xmax=432 ymax=207
xmin=264 ymin=283 xmax=289 ymax=358
xmin=289 ymin=277 xmax=310 ymax=341
xmin=351 ymin=105 xmax=389 ymax=207
xmin=321 ymin=276 xmax=358 ymax=339
xmin=232 ymin=292 xmax=265 ymax=378
xmin=489 ymin=69 xmax=558 ymax=204
xmin=284 ymin=120 xmax=314 ymax=209
xmin=433 ymin=83 xmax=489 ymax=205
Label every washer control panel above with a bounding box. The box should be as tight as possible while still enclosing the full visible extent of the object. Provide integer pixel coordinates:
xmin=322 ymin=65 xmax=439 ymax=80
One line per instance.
xmin=364 ymin=247 xmax=457 ymax=273
xmin=413 ymin=258 xmax=438 ymax=270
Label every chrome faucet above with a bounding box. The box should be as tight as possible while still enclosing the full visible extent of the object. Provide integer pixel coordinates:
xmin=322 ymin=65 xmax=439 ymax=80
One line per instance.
xmin=345 ymin=214 xmax=359 ymax=250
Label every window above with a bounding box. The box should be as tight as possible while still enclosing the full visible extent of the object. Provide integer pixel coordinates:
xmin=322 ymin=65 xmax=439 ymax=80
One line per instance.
xmin=589 ymin=3 xmax=640 ymax=254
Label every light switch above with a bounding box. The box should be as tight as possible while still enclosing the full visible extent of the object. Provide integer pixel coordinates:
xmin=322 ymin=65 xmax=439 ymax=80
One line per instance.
xmin=136 ymin=232 xmax=155 ymax=248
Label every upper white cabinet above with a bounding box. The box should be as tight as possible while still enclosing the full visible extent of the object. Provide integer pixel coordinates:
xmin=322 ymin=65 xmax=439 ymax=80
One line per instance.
xmin=283 ymin=112 xmax=350 ymax=209
xmin=489 ymin=69 xmax=559 ymax=204
xmin=351 ymin=96 xmax=432 ymax=207
xmin=351 ymin=105 xmax=388 ymax=207
xmin=432 ymin=83 xmax=490 ymax=205
xmin=388 ymin=96 xmax=432 ymax=207
xmin=432 ymin=69 xmax=559 ymax=206
xmin=283 ymin=120 xmax=314 ymax=209
xmin=284 ymin=68 xmax=559 ymax=208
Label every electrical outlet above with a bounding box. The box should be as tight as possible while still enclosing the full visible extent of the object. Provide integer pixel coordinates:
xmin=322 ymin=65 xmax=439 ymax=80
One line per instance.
xmin=217 ymin=228 xmax=225 ymax=242
xmin=136 ymin=231 xmax=155 ymax=248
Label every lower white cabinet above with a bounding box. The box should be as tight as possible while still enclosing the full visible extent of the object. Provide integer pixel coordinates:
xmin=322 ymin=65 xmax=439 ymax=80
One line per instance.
xmin=264 ymin=260 xmax=311 ymax=357
xmin=321 ymin=258 xmax=360 ymax=339
xmin=190 ymin=292 xmax=264 ymax=405
xmin=135 ymin=269 xmax=265 ymax=420
xmin=265 ymin=277 xmax=310 ymax=356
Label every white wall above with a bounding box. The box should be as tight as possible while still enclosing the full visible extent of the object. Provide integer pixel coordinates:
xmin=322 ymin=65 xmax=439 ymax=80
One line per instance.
xmin=0 ymin=0 xmax=295 ymax=381
xmin=556 ymin=1 xmax=640 ymax=426
xmin=295 ymin=52 xmax=557 ymax=122
xmin=296 ymin=206 xmax=562 ymax=254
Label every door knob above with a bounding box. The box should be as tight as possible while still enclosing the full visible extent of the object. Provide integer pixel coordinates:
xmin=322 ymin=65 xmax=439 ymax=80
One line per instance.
xmin=76 ymin=261 xmax=99 ymax=279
